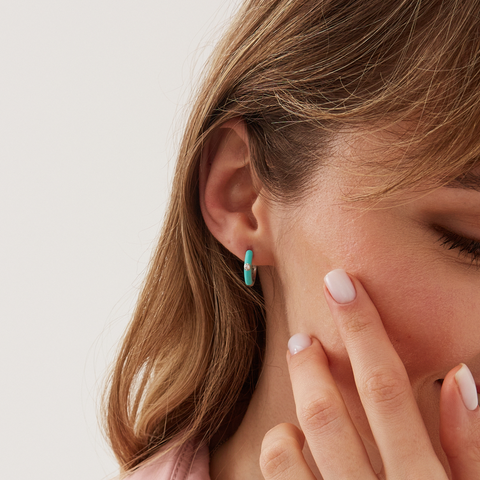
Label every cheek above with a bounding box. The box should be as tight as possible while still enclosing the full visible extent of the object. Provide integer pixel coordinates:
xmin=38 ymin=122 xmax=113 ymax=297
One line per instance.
xmin=367 ymin=264 xmax=480 ymax=378
xmin=347 ymin=245 xmax=480 ymax=382
xmin=291 ymin=207 xmax=480 ymax=381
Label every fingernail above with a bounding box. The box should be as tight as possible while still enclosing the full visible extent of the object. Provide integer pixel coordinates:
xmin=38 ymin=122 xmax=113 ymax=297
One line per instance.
xmin=455 ymin=363 xmax=478 ymax=411
xmin=288 ymin=333 xmax=312 ymax=355
xmin=324 ymin=269 xmax=356 ymax=304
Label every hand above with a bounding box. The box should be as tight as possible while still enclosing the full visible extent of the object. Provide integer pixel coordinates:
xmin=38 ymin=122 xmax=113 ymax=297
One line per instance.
xmin=259 ymin=269 xmax=480 ymax=480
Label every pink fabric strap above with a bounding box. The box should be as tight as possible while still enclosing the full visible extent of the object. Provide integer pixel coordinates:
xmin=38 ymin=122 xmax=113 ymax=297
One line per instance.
xmin=127 ymin=439 xmax=210 ymax=480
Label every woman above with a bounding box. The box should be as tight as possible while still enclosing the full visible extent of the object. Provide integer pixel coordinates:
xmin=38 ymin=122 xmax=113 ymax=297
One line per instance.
xmin=102 ymin=0 xmax=480 ymax=478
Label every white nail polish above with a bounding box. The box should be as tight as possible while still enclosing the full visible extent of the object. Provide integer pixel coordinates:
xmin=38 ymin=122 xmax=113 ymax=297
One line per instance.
xmin=324 ymin=269 xmax=356 ymax=304
xmin=288 ymin=333 xmax=312 ymax=355
xmin=455 ymin=363 xmax=478 ymax=411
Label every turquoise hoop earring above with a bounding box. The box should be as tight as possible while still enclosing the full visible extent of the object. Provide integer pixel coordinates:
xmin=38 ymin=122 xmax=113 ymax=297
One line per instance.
xmin=244 ymin=250 xmax=257 ymax=287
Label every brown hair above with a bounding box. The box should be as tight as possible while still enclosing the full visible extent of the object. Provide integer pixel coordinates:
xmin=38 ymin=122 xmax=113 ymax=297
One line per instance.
xmin=102 ymin=0 xmax=480 ymax=474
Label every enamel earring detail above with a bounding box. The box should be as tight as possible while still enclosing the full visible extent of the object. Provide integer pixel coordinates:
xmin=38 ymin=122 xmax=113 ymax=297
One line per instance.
xmin=244 ymin=250 xmax=257 ymax=287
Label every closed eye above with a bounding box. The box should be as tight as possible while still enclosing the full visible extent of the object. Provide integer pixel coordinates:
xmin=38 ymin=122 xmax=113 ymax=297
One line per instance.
xmin=435 ymin=225 xmax=480 ymax=267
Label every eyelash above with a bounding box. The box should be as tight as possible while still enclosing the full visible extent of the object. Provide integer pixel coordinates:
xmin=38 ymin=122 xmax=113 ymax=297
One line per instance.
xmin=436 ymin=226 xmax=480 ymax=266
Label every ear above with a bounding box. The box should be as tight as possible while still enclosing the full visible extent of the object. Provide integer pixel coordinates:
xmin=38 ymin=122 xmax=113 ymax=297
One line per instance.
xmin=199 ymin=118 xmax=275 ymax=266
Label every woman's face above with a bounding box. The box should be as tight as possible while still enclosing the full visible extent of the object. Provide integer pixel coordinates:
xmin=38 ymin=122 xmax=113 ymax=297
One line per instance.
xmin=268 ymin=131 xmax=480 ymax=468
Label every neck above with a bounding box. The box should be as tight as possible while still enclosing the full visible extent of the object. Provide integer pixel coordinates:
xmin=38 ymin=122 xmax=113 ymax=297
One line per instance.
xmin=209 ymin=336 xmax=303 ymax=479
xmin=209 ymin=293 xmax=325 ymax=479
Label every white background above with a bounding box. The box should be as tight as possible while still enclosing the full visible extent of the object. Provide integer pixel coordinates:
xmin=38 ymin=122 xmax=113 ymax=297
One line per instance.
xmin=0 ymin=1 xmax=240 ymax=478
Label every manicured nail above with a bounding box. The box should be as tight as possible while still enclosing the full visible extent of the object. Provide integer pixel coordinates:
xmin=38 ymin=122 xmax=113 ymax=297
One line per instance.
xmin=288 ymin=333 xmax=312 ymax=355
xmin=455 ymin=363 xmax=478 ymax=411
xmin=324 ymin=269 xmax=356 ymax=304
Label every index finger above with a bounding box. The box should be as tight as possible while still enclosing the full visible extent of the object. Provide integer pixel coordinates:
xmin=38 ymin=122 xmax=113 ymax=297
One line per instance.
xmin=323 ymin=269 xmax=446 ymax=477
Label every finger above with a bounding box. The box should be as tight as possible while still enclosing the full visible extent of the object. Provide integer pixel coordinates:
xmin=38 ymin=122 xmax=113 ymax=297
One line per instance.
xmin=259 ymin=423 xmax=316 ymax=480
xmin=287 ymin=334 xmax=377 ymax=479
xmin=324 ymin=269 xmax=446 ymax=477
xmin=440 ymin=363 xmax=480 ymax=480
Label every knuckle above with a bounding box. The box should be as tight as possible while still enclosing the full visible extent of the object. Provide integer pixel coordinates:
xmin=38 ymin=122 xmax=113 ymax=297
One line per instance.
xmin=299 ymin=394 xmax=342 ymax=436
xmin=342 ymin=310 xmax=371 ymax=338
xmin=289 ymin=345 xmax=317 ymax=371
xmin=260 ymin=436 xmax=297 ymax=479
xmin=362 ymin=367 xmax=408 ymax=411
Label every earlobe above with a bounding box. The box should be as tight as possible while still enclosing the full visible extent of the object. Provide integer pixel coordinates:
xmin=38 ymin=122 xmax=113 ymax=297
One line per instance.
xmin=199 ymin=119 xmax=274 ymax=266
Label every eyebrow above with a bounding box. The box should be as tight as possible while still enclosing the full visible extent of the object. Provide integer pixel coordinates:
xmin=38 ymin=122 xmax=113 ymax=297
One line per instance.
xmin=444 ymin=171 xmax=480 ymax=192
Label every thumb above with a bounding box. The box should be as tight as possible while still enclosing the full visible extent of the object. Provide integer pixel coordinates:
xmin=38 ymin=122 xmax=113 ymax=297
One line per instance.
xmin=440 ymin=363 xmax=480 ymax=480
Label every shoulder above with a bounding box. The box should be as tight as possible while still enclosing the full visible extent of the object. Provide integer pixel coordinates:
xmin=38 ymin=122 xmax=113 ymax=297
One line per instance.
xmin=126 ymin=438 xmax=210 ymax=480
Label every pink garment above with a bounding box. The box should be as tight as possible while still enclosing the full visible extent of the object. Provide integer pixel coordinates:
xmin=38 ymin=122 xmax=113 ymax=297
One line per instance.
xmin=127 ymin=439 xmax=210 ymax=480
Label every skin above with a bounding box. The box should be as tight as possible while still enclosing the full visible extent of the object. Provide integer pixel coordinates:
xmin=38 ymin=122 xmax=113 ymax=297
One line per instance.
xmin=200 ymin=120 xmax=480 ymax=479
